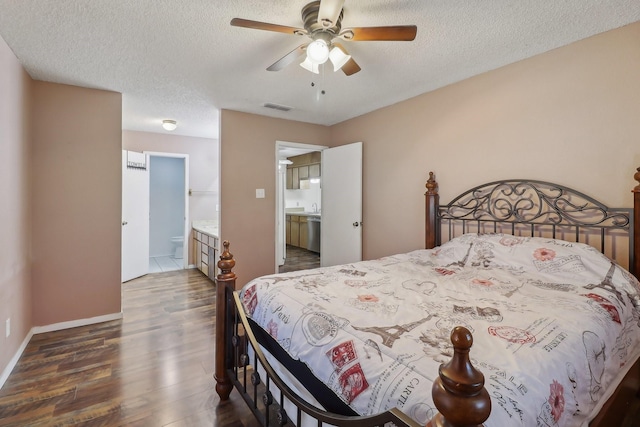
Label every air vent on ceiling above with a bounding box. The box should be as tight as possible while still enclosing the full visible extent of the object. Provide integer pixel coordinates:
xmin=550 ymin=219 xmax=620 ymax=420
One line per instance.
xmin=263 ymin=102 xmax=292 ymax=112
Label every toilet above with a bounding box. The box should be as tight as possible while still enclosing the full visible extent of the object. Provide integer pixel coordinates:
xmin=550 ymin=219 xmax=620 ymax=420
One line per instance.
xmin=170 ymin=236 xmax=184 ymax=259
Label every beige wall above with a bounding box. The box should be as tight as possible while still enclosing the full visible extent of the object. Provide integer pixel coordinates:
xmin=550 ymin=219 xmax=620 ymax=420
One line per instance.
xmin=31 ymin=82 xmax=122 ymax=326
xmin=221 ymin=22 xmax=640 ymax=278
xmin=0 ymin=35 xmax=32 ymax=375
xmin=220 ymin=110 xmax=332 ymax=286
xmin=332 ymin=21 xmax=640 ymax=260
xmin=122 ymin=130 xmax=219 ymax=264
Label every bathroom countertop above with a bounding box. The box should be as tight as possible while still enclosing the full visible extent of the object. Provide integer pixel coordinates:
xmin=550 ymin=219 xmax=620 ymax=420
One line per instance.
xmin=192 ymin=220 xmax=218 ymax=238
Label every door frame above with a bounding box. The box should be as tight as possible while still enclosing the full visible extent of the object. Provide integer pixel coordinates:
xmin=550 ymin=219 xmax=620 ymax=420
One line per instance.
xmin=145 ymin=151 xmax=190 ymax=269
xmin=275 ymin=141 xmax=327 ymax=271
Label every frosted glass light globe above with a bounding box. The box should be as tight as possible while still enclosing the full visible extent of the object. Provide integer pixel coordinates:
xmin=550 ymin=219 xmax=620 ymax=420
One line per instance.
xmin=307 ymin=40 xmax=330 ymax=64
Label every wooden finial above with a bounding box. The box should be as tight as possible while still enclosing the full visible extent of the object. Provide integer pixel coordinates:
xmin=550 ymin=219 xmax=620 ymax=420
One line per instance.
xmin=634 ymin=167 xmax=640 ymax=192
xmin=215 ymin=240 xmax=236 ymax=401
xmin=426 ymin=171 xmax=439 ymax=195
xmin=217 ymin=240 xmax=236 ymax=281
xmin=429 ymin=327 xmax=491 ymax=427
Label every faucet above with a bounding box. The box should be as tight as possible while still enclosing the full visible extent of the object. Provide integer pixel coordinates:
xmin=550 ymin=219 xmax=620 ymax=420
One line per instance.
xmin=312 ymin=203 xmax=318 ymax=213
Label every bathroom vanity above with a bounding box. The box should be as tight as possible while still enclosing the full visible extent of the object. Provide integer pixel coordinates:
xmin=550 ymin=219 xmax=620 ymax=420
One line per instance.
xmin=192 ymin=220 xmax=219 ymax=280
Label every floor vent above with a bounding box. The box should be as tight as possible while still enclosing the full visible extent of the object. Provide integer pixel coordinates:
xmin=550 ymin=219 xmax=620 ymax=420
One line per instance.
xmin=263 ymin=102 xmax=292 ymax=112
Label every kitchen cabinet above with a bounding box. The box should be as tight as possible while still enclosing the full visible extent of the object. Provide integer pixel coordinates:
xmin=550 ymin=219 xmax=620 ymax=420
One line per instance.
xmin=285 ymin=215 xmax=291 ymax=245
xmin=298 ymin=165 xmax=309 ymax=180
xmin=299 ymin=216 xmax=308 ymax=249
xmin=285 ymin=152 xmax=321 ymax=189
xmin=290 ymin=215 xmax=300 ymax=246
xmin=292 ymin=168 xmax=299 ymax=189
xmin=286 ymin=214 xmax=313 ymax=250
xmin=309 ymin=163 xmax=320 ymax=178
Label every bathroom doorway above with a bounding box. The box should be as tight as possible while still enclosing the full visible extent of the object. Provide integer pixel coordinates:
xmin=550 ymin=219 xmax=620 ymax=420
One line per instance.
xmin=147 ymin=152 xmax=189 ymax=272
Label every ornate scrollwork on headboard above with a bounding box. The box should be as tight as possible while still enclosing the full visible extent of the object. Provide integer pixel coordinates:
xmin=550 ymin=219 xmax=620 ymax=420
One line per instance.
xmin=440 ymin=180 xmax=630 ymax=230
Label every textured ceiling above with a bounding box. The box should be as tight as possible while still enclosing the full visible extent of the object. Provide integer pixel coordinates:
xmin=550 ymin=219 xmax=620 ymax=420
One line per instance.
xmin=1 ymin=1 xmax=639 ymax=139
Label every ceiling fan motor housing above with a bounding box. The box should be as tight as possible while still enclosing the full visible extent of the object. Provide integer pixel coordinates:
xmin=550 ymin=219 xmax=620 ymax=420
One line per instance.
xmin=302 ymin=1 xmax=344 ymax=41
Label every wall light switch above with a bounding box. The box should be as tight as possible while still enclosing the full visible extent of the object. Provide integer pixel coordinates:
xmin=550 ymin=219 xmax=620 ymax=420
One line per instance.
xmin=5 ymin=318 xmax=10 ymax=338
xmin=256 ymin=189 xmax=265 ymax=199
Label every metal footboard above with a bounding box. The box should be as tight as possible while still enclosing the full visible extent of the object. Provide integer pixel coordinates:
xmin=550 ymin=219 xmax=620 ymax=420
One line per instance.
xmin=226 ymin=291 xmax=421 ymax=427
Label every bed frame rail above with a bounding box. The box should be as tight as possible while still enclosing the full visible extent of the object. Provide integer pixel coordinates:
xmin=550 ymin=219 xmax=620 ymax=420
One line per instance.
xmin=215 ymin=242 xmax=490 ymax=427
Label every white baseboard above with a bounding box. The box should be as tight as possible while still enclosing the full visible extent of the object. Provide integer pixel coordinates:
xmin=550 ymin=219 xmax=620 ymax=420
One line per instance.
xmin=32 ymin=312 xmax=123 ymax=335
xmin=0 ymin=329 xmax=33 ymax=389
xmin=0 ymin=311 xmax=123 ymax=389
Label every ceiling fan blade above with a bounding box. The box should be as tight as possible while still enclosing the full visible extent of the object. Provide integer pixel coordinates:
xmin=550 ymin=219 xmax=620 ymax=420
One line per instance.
xmin=317 ymin=0 xmax=345 ymax=27
xmin=267 ymin=44 xmax=308 ymax=71
xmin=339 ymin=25 xmax=417 ymax=41
xmin=341 ymin=57 xmax=361 ymax=76
xmin=230 ymin=18 xmax=307 ymax=36
xmin=331 ymin=43 xmax=360 ymax=76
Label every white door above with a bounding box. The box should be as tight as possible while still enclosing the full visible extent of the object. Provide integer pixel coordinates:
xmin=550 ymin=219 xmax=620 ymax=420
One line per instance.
xmin=321 ymin=142 xmax=363 ymax=267
xmin=276 ymin=163 xmax=286 ymax=266
xmin=121 ymin=150 xmax=150 ymax=282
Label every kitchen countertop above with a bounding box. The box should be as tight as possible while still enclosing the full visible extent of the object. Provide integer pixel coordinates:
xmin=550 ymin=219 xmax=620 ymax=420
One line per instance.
xmin=192 ymin=219 xmax=218 ymax=238
xmin=285 ymin=208 xmax=321 ymax=218
xmin=290 ymin=212 xmax=321 ymax=218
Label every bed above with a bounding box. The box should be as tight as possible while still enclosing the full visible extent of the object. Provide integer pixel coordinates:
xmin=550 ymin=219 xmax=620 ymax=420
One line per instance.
xmin=214 ymin=167 xmax=640 ymax=427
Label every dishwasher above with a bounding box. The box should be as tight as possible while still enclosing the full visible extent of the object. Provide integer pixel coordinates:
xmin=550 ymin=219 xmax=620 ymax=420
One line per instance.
xmin=307 ymin=216 xmax=321 ymax=253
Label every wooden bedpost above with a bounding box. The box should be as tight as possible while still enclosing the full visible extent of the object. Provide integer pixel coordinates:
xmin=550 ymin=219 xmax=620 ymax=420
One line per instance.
xmin=425 ymin=171 xmax=439 ymax=249
xmin=427 ymin=327 xmax=491 ymax=427
xmin=633 ymin=167 xmax=640 ymax=278
xmin=215 ymin=240 xmax=236 ymax=400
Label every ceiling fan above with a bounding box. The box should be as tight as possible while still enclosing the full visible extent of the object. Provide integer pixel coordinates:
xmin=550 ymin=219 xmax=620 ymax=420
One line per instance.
xmin=230 ymin=0 xmax=417 ymax=76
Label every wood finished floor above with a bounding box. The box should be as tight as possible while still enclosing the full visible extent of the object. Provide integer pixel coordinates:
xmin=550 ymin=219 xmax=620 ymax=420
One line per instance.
xmin=0 ymin=269 xmax=260 ymax=427
xmin=3 ymin=263 xmax=638 ymax=427
xmin=278 ymin=245 xmax=320 ymax=273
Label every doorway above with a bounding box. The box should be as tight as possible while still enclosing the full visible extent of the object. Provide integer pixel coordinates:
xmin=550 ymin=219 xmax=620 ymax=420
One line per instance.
xmin=121 ymin=150 xmax=189 ymax=281
xmin=276 ymin=141 xmax=326 ymax=273
xmin=148 ymin=154 xmax=189 ymax=272
xmin=275 ymin=141 xmax=364 ymax=273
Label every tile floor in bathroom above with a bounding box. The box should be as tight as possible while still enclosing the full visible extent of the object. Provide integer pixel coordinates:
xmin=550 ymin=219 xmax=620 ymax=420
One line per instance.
xmin=149 ymin=256 xmax=184 ymax=273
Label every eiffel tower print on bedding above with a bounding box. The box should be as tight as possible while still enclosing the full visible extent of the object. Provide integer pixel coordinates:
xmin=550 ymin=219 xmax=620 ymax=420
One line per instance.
xmin=239 ymin=233 xmax=640 ymax=427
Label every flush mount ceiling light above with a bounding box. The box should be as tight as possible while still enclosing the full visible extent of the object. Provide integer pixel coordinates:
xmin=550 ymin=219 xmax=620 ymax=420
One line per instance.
xmin=162 ymin=119 xmax=177 ymax=131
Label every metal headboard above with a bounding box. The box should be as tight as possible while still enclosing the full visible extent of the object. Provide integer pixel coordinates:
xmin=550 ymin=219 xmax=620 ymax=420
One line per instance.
xmin=426 ymin=175 xmax=634 ymax=271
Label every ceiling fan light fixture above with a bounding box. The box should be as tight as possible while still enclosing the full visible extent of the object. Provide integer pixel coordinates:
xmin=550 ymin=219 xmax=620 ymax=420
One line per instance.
xmin=329 ymin=46 xmax=351 ymax=71
xmin=162 ymin=119 xmax=177 ymax=131
xmin=300 ymin=57 xmax=320 ymax=74
xmin=306 ymin=39 xmax=330 ymax=64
